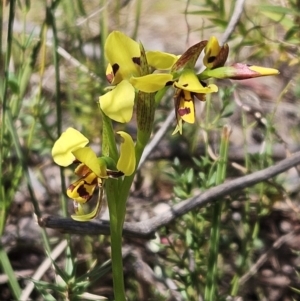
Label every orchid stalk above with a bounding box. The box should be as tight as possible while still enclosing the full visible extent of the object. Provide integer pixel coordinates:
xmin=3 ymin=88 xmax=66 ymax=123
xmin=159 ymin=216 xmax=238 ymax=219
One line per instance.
xmin=51 ymin=31 xmax=279 ymax=300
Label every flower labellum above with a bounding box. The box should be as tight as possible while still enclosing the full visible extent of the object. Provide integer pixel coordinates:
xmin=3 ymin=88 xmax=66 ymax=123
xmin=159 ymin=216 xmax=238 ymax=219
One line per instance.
xmin=51 ymin=127 xmax=136 ymax=220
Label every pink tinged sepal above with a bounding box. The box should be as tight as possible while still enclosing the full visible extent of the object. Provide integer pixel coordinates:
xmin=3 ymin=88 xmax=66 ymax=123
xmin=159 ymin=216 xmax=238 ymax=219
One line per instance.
xmin=200 ymin=63 xmax=279 ymax=80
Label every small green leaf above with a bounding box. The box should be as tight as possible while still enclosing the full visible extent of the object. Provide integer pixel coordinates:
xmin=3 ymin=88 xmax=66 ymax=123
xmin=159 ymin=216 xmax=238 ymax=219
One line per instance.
xmin=186 ymin=168 xmax=194 ymax=184
xmin=185 ymin=228 xmax=193 ymax=246
xmin=174 ymin=186 xmax=188 ymax=199
xmin=221 ymin=102 xmax=235 ymax=118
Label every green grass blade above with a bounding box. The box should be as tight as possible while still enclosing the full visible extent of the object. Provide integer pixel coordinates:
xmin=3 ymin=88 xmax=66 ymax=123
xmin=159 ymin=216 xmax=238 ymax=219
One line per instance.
xmin=204 ymin=125 xmax=230 ymax=301
xmin=0 ymin=245 xmax=21 ymax=300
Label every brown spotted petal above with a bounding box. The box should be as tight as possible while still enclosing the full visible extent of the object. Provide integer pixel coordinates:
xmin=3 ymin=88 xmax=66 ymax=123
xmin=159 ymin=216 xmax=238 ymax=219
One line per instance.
xmin=203 ymin=36 xmax=229 ymax=69
xmin=209 ymin=44 xmax=229 ymax=69
xmin=171 ymin=41 xmax=208 ymax=72
xmin=199 ymin=63 xmax=280 ymax=80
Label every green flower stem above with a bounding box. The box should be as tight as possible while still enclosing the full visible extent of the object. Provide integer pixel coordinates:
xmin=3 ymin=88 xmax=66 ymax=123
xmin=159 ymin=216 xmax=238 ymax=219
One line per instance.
xmin=110 ymin=137 xmax=148 ymax=300
xmin=100 ymin=85 xmax=155 ymax=300
xmin=47 ymin=2 xmax=68 ymax=217
xmin=117 ymin=91 xmax=155 ymax=223
xmin=155 ymin=86 xmax=170 ymax=106
xmin=204 ymin=125 xmax=230 ymax=301
xmin=106 ymin=178 xmax=125 ymax=301
xmin=101 ymin=110 xmax=126 ymax=301
xmin=118 ymin=139 xmax=145 ymax=224
xmin=113 ymin=90 xmax=154 ymax=287
xmin=100 ymin=41 xmax=157 ymax=299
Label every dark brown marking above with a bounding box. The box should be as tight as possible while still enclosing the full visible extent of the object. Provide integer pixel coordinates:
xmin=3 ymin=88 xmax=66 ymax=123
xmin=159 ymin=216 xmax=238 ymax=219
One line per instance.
xmin=178 ymin=107 xmax=191 ymax=116
xmin=132 ymin=57 xmax=141 ymax=65
xmin=107 ymin=170 xmax=124 ymax=178
xmin=77 ymin=185 xmax=89 ymax=199
xmin=112 ymin=63 xmax=119 ymax=75
xmin=200 ymin=80 xmax=207 ymax=87
xmin=194 ymin=93 xmax=206 ymax=102
xmin=208 ymin=56 xmax=216 ymax=63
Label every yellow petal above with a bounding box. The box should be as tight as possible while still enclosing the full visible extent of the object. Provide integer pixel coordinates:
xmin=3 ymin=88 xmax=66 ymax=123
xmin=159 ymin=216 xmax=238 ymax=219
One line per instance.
xmin=72 ymin=147 xmax=107 ymax=178
xmin=175 ymin=69 xmax=218 ymax=93
xmin=248 ymin=65 xmax=280 ymax=76
xmin=99 ymin=80 xmax=135 ymax=123
xmin=67 ymin=172 xmax=98 ymax=203
xmin=203 ymin=36 xmax=221 ymax=68
xmin=178 ymin=91 xmax=195 ymax=124
xmin=130 ymin=74 xmax=173 ymax=93
xmin=116 ymin=131 xmax=136 ymax=176
xmin=146 ymin=51 xmax=178 ymax=70
xmin=52 ymin=128 xmax=89 ymax=167
xmin=105 ymin=31 xmax=140 ymax=84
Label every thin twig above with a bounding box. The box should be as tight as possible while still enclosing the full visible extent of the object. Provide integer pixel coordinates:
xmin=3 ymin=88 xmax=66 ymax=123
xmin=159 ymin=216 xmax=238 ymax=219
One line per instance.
xmin=238 ymin=229 xmax=299 ymax=285
xmin=40 ymin=151 xmax=300 ymax=238
xmin=45 ymin=41 xmax=102 ymax=82
xmin=220 ymin=0 xmax=246 ymax=45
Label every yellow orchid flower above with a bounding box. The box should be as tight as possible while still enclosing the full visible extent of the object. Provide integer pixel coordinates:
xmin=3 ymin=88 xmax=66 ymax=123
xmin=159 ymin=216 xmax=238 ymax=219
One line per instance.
xmin=172 ymin=68 xmax=218 ymax=135
xmin=171 ymin=36 xmax=279 ymax=134
xmin=168 ymin=39 xmax=221 ymax=135
xmin=99 ymin=31 xmax=173 ymax=123
xmin=52 ymin=128 xmax=107 ymax=177
xmin=52 ymin=127 xmax=136 ymax=220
